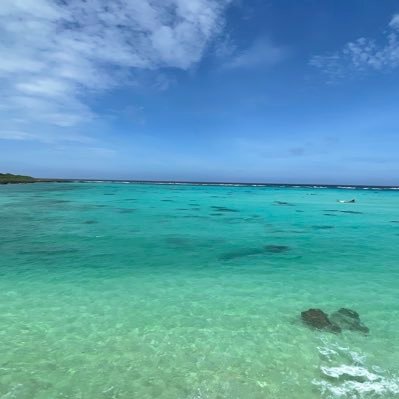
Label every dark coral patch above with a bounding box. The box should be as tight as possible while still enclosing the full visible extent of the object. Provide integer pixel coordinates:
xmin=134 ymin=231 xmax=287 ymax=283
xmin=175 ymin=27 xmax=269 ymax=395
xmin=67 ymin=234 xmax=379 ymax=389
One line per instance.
xmin=219 ymin=248 xmax=265 ymax=260
xmin=301 ymin=309 xmax=341 ymax=333
xmin=210 ymin=206 xmax=239 ymax=212
xmin=264 ymin=244 xmax=290 ymax=253
xmin=220 ymin=244 xmax=291 ymax=260
xmin=117 ymin=208 xmax=137 ymax=213
xmin=330 ymin=308 xmax=369 ymax=334
xmin=165 ymin=237 xmax=192 ymax=248
xmin=273 ymin=201 xmax=295 ymax=206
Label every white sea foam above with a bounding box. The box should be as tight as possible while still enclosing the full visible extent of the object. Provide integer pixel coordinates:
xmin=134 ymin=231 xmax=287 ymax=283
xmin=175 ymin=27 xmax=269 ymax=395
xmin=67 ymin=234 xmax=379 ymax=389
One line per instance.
xmin=317 ymin=346 xmax=339 ymax=360
xmin=321 ymin=365 xmax=380 ymax=381
xmin=315 ymin=377 xmax=399 ymax=397
xmin=83 ymin=180 xmax=105 ymax=183
xmin=315 ymin=343 xmax=399 ymax=398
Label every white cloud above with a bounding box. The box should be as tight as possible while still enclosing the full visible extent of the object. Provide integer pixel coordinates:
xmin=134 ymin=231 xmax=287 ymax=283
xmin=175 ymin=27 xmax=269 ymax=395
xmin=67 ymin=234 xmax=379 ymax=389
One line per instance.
xmin=0 ymin=130 xmax=35 ymax=141
xmin=222 ymin=37 xmax=287 ymax=69
xmin=389 ymin=13 xmax=399 ymax=30
xmin=310 ymin=14 xmax=399 ymax=82
xmin=0 ymin=0 xmax=230 ymax=140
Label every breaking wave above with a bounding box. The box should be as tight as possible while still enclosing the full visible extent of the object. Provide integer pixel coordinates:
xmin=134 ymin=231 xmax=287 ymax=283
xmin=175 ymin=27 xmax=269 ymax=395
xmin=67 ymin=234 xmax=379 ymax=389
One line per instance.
xmin=313 ymin=341 xmax=399 ymax=398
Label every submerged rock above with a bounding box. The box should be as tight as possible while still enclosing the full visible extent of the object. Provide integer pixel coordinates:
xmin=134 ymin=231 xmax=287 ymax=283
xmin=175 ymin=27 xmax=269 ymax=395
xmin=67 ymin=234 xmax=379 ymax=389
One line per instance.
xmin=301 ymin=309 xmax=341 ymax=333
xmin=219 ymin=247 xmax=265 ymax=260
xmin=210 ymin=206 xmax=239 ymax=212
xmin=220 ymin=243 xmax=290 ymax=260
xmin=83 ymin=220 xmax=97 ymax=224
xmin=117 ymin=208 xmax=136 ymax=213
xmin=264 ymin=244 xmax=290 ymax=253
xmin=330 ymin=308 xmax=369 ymax=334
xmin=273 ymin=201 xmax=295 ymax=206
xmin=312 ymin=225 xmax=334 ymax=230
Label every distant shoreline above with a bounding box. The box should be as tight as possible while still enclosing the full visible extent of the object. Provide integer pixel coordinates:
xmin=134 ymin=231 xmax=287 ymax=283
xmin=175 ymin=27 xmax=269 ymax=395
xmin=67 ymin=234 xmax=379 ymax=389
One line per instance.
xmin=1 ymin=173 xmax=398 ymax=190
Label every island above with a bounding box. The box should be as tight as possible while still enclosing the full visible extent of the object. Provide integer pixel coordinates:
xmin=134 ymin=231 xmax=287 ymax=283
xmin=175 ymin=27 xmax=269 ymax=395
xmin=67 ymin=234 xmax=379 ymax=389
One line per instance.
xmin=0 ymin=173 xmax=38 ymax=184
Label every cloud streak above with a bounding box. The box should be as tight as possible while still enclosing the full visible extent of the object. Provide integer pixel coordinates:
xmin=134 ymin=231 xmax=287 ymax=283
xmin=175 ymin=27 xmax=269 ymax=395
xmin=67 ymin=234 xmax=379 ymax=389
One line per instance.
xmin=310 ymin=14 xmax=399 ymax=82
xmin=0 ymin=0 xmax=230 ymax=139
xmin=222 ymin=37 xmax=287 ymax=69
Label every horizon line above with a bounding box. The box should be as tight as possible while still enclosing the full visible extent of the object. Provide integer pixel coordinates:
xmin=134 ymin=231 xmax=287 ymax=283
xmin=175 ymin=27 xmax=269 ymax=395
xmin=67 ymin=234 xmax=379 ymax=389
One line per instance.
xmin=32 ymin=177 xmax=399 ymax=189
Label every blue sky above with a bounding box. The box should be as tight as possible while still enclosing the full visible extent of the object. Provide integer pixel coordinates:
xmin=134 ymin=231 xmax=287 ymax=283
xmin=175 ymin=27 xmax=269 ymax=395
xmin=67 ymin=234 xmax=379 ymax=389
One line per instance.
xmin=0 ymin=0 xmax=399 ymax=184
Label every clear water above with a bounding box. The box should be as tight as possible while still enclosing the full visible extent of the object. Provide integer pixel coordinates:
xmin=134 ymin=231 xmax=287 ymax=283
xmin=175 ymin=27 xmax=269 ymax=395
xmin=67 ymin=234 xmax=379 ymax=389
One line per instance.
xmin=0 ymin=182 xmax=398 ymax=399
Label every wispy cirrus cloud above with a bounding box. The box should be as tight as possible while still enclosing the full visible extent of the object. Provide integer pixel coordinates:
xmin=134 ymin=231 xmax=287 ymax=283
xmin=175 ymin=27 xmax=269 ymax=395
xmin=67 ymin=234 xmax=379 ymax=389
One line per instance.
xmin=310 ymin=14 xmax=399 ymax=82
xmin=222 ymin=37 xmax=287 ymax=69
xmin=0 ymin=0 xmax=231 ymax=141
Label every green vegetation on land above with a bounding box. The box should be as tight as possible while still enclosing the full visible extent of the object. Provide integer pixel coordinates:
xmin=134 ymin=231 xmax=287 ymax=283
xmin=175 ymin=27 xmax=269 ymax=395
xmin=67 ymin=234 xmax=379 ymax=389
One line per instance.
xmin=0 ymin=173 xmax=37 ymax=184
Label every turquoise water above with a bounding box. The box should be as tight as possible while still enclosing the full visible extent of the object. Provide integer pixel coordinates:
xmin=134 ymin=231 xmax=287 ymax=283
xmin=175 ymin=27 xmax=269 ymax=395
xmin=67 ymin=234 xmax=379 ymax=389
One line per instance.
xmin=1 ymin=182 xmax=399 ymax=399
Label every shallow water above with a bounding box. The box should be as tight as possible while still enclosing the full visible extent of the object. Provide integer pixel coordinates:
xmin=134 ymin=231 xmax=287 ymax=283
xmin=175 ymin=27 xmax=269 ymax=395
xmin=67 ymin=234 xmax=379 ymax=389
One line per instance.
xmin=0 ymin=182 xmax=398 ymax=399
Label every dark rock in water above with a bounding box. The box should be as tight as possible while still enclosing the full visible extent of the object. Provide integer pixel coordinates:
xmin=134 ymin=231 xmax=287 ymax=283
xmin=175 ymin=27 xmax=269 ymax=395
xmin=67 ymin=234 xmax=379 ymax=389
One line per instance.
xmin=273 ymin=201 xmax=294 ymax=206
xmin=219 ymin=247 xmax=265 ymax=260
xmin=220 ymin=244 xmax=290 ymax=260
xmin=264 ymin=244 xmax=290 ymax=253
xmin=210 ymin=206 xmax=239 ymax=212
xmin=338 ymin=308 xmax=359 ymax=319
xmin=301 ymin=309 xmax=341 ymax=333
xmin=330 ymin=308 xmax=369 ymax=334
xmin=118 ymin=208 xmax=136 ymax=213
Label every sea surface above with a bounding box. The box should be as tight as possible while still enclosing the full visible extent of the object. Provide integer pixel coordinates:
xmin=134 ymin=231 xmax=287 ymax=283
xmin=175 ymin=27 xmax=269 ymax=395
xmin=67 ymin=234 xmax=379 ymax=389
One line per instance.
xmin=1 ymin=182 xmax=399 ymax=399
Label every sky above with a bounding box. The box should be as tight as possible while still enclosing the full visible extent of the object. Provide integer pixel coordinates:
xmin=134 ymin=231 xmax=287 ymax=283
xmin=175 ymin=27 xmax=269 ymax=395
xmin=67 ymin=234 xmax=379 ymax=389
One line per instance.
xmin=0 ymin=0 xmax=399 ymax=185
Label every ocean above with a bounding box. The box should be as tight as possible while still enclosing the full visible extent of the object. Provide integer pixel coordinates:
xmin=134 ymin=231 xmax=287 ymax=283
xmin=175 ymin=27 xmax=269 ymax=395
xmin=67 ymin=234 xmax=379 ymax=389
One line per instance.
xmin=1 ymin=182 xmax=398 ymax=398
